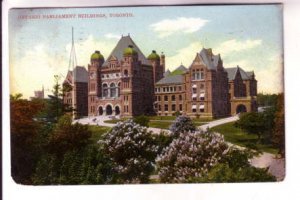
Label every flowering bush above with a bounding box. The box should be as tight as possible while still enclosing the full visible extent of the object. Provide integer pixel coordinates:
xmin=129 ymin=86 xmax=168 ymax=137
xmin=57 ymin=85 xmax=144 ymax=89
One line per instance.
xmin=156 ymin=130 xmax=229 ymax=183
xmin=169 ymin=115 xmax=196 ymax=138
xmin=101 ymin=119 xmax=158 ymax=183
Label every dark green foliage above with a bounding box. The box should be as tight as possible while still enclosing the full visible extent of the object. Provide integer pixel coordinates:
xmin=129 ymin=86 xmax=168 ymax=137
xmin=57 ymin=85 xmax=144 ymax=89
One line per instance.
xmin=152 ymin=131 xmax=173 ymax=154
xmin=257 ymin=93 xmax=278 ymax=107
xmin=10 ymin=94 xmax=46 ymax=184
xmin=235 ymin=112 xmax=267 ymax=142
xmin=173 ymin=111 xmax=181 ymax=117
xmin=273 ymin=93 xmax=285 ymax=157
xmin=48 ymin=115 xmax=92 ymax=155
xmin=133 ymin=115 xmax=150 ymax=127
xmin=190 ymin=149 xmax=276 ymax=182
xmin=32 ymin=146 xmax=115 ymax=185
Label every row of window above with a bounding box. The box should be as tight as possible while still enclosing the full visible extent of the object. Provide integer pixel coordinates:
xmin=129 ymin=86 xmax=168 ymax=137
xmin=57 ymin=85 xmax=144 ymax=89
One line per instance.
xmin=155 ymin=86 xmax=182 ymax=93
xmin=157 ymin=104 xmax=183 ymax=112
xmin=102 ymin=83 xmax=121 ymax=98
xmin=156 ymin=95 xmax=183 ymax=102
xmin=192 ymin=69 xmax=205 ymax=80
xmin=192 ymin=104 xmax=205 ymax=113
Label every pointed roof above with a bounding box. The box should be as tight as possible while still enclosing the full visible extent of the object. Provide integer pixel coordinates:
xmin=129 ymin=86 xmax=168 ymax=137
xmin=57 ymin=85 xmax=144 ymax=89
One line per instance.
xmin=164 ymin=69 xmax=171 ymax=77
xmin=103 ymin=35 xmax=150 ymax=66
xmin=225 ymin=66 xmax=253 ymax=81
xmin=156 ymin=65 xmax=187 ymax=85
xmin=65 ymin=66 xmax=88 ymax=83
xmin=194 ymin=48 xmax=221 ymax=70
xmin=170 ymin=64 xmax=188 ymax=76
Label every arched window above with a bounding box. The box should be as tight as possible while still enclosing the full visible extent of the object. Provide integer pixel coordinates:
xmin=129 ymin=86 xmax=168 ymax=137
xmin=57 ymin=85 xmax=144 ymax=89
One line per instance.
xmin=124 ymin=69 xmax=128 ymax=77
xmin=118 ymin=82 xmax=121 ymax=97
xmin=103 ymin=83 xmax=108 ymax=97
xmin=110 ymin=83 xmax=117 ymax=97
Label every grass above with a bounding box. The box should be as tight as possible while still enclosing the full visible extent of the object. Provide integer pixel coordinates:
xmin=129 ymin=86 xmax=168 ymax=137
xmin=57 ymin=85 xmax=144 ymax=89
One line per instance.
xmin=149 ymin=116 xmax=176 ymax=121
xmin=211 ymin=122 xmax=278 ymax=154
xmin=88 ymin=125 xmax=111 ymax=143
xmin=148 ymin=121 xmax=173 ymax=129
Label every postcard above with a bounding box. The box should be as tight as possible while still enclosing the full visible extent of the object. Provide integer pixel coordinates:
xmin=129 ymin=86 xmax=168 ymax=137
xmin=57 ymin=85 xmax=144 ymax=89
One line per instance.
xmin=7 ymin=4 xmax=284 ymax=186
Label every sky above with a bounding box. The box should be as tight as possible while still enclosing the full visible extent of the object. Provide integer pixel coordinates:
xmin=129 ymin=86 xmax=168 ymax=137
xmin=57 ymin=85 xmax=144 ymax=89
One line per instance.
xmin=9 ymin=5 xmax=283 ymax=98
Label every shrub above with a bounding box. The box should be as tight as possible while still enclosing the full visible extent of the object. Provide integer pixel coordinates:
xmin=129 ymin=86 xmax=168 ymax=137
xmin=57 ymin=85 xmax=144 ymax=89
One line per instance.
xmin=156 ymin=130 xmax=229 ymax=183
xmin=133 ymin=115 xmax=150 ymax=127
xmin=195 ymin=148 xmax=276 ymax=182
xmin=102 ymin=119 xmax=158 ymax=183
xmin=169 ymin=115 xmax=196 ymax=138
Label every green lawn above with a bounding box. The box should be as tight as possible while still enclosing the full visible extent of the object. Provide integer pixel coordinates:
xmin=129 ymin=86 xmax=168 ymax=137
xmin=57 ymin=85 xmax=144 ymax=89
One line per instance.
xmin=148 ymin=121 xmax=172 ymax=129
xmin=88 ymin=125 xmax=111 ymax=143
xmin=211 ymin=122 xmax=278 ymax=154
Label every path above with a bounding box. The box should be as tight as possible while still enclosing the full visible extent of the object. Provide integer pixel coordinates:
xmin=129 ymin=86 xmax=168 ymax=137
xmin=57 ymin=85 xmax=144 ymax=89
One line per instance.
xmin=75 ymin=115 xmax=285 ymax=180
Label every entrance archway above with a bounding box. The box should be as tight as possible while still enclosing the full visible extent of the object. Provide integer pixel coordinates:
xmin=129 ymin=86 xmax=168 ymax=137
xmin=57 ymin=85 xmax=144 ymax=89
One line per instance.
xmin=98 ymin=106 xmax=103 ymax=115
xmin=236 ymin=104 xmax=247 ymax=114
xmin=106 ymin=105 xmax=113 ymax=115
xmin=115 ymin=106 xmax=120 ymax=115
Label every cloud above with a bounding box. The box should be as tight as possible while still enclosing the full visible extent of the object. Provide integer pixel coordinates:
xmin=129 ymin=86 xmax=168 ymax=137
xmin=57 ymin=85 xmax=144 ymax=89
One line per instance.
xmin=215 ymin=39 xmax=262 ymax=57
xmin=255 ymin=56 xmax=283 ymax=94
xmin=67 ymin=35 xmax=116 ymax=67
xmin=166 ymin=41 xmax=203 ymax=71
xmin=104 ymin=33 xmax=121 ymax=39
xmin=10 ymin=35 xmax=117 ymax=98
xmin=10 ymin=44 xmax=69 ymax=99
xmin=224 ymin=57 xmax=283 ymax=94
xmin=150 ymin=17 xmax=208 ymax=38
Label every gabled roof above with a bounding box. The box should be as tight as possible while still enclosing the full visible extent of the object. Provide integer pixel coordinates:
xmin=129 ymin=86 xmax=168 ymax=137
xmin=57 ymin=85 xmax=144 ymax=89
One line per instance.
xmin=103 ymin=35 xmax=150 ymax=66
xmin=156 ymin=65 xmax=187 ymax=85
xmin=65 ymin=66 xmax=88 ymax=83
xmin=170 ymin=64 xmax=188 ymax=76
xmin=156 ymin=74 xmax=183 ymax=85
xmin=225 ymin=66 xmax=253 ymax=81
xmin=194 ymin=48 xmax=221 ymax=70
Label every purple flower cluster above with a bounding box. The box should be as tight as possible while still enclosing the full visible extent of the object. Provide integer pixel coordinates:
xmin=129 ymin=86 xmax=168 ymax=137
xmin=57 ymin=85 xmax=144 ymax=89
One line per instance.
xmin=156 ymin=130 xmax=229 ymax=183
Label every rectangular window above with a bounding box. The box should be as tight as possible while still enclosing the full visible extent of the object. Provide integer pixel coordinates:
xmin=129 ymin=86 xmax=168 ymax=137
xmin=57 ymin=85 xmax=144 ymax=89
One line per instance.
xmin=178 ymin=86 xmax=182 ymax=91
xmin=164 ymin=104 xmax=168 ymax=111
xmin=164 ymin=95 xmax=168 ymax=101
xmin=200 ymin=93 xmax=205 ymax=101
xmin=172 ymin=104 xmax=176 ymax=111
xmin=192 ymin=88 xmax=197 ymax=94
xmin=179 ymin=104 xmax=182 ymax=111
xmin=179 ymin=95 xmax=182 ymax=101
xmin=172 ymin=95 xmax=176 ymax=101
xmin=158 ymin=96 xmax=161 ymax=101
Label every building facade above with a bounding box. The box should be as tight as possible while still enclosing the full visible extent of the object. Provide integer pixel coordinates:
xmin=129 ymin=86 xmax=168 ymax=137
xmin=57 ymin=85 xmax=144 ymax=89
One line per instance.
xmin=63 ymin=66 xmax=88 ymax=117
xmin=63 ymin=36 xmax=257 ymax=119
xmin=87 ymin=35 xmax=164 ymax=117
xmin=154 ymin=48 xmax=257 ymax=118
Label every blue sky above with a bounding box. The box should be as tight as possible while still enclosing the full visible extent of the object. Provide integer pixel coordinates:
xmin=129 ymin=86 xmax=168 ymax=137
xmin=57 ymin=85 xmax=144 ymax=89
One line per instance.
xmin=9 ymin=5 xmax=283 ymax=98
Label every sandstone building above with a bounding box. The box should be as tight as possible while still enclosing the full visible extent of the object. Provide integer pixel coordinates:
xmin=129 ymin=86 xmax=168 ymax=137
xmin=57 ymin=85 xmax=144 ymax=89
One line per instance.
xmin=63 ymin=66 xmax=88 ymax=117
xmin=63 ymin=35 xmax=257 ymax=118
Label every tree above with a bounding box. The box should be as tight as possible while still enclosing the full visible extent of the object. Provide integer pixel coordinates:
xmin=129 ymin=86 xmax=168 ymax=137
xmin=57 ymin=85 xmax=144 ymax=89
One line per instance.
xmin=169 ymin=115 xmax=196 ymax=138
xmin=133 ymin=115 xmax=150 ymax=127
xmin=32 ymin=145 xmax=115 ymax=185
xmin=156 ymin=130 xmax=229 ymax=183
xmin=235 ymin=112 xmax=266 ymax=142
xmin=196 ymin=148 xmax=276 ymax=182
xmin=10 ymin=93 xmax=45 ymax=184
xmin=102 ymin=119 xmax=158 ymax=183
xmin=273 ymin=93 xmax=285 ymax=157
xmin=48 ymin=115 xmax=92 ymax=155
